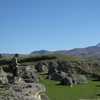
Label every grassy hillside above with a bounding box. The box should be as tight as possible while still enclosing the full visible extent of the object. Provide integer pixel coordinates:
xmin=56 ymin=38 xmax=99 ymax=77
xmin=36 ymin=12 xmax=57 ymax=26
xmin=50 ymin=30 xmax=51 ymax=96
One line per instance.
xmin=0 ymin=54 xmax=84 ymax=65
xmin=86 ymin=54 xmax=100 ymax=62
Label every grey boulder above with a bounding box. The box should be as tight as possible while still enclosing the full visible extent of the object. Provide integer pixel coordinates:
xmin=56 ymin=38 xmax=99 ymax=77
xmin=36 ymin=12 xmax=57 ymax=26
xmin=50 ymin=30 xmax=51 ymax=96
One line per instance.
xmin=70 ymin=74 xmax=87 ymax=84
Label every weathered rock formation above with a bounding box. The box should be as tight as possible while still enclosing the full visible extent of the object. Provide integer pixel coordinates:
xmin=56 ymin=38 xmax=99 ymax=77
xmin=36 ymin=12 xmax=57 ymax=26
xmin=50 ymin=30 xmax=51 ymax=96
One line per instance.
xmin=0 ymin=67 xmax=8 ymax=84
xmin=35 ymin=63 xmax=49 ymax=73
xmin=48 ymin=72 xmax=68 ymax=81
xmin=0 ymin=67 xmax=49 ymax=100
xmin=22 ymin=71 xmax=40 ymax=83
xmin=49 ymin=72 xmax=87 ymax=86
xmin=33 ymin=61 xmax=100 ymax=86
xmin=35 ymin=61 xmax=100 ymax=76
xmin=60 ymin=77 xmax=73 ymax=86
xmin=70 ymin=74 xmax=87 ymax=84
xmin=0 ymin=83 xmax=49 ymax=100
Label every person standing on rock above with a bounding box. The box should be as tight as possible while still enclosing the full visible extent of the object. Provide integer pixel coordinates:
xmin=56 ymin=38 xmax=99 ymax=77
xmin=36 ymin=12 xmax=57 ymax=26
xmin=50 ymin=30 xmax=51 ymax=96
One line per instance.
xmin=11 ymin=54 xmax=20 ymax=83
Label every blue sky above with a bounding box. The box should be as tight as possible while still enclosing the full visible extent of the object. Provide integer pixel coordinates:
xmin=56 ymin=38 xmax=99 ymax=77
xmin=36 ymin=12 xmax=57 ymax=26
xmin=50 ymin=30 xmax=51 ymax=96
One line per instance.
xmin=0 ymin=0 xmax=100 ymax=54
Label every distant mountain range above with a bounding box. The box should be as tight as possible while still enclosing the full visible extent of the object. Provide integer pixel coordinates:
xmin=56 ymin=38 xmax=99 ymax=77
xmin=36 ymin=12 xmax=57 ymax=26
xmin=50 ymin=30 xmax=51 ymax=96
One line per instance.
xmin=0 ymin=54 xmax=32 ymax=58
xmin=31 ymin=43 xmax=100 ymax=58
xmin=1 ymin=43 xmax=100 ymax=61
xmin=31 ymin=50 xmax=52 ymax=55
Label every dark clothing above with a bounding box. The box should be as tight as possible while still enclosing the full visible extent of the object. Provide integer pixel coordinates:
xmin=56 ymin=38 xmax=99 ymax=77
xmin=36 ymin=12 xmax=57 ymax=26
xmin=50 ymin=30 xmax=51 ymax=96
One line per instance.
xmin=12 ymin=67 xmax=18 ymax=77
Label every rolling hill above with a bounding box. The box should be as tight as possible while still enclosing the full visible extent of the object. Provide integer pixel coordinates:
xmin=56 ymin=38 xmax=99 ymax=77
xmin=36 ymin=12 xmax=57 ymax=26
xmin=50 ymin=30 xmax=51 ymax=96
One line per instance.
xmin=31 ymin=43 xmax=100 ymax=57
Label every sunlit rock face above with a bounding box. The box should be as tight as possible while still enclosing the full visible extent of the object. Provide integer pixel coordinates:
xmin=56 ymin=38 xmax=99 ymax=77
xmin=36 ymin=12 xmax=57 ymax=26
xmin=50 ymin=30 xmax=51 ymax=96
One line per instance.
xmin=0 ymin=83 xmax=49 ymax=100
xmin=0 ymin=68 xmax=50 ymax=100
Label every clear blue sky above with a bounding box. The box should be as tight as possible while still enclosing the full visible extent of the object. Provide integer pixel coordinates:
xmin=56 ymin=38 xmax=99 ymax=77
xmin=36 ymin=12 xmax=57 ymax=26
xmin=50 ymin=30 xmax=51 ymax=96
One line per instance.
xmin=0 ymin=0 xmax=100 ymax=54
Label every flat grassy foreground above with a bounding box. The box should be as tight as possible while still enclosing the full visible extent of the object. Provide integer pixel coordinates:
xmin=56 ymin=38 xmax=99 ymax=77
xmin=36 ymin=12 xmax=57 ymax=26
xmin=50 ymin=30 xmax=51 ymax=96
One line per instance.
xmin=39 ymin=75 xmax=100 ymax=100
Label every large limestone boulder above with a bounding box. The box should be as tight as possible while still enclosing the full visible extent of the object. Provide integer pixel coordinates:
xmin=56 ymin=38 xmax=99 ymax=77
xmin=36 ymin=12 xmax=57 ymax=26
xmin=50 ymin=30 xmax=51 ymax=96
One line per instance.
xmin=16 ymin=66 xmax=40 ymax=83
xmin=22 ymin=71 xmax=40 ymax=83
xmin=0 ymin=83 xmax=49 ymax=100
xmin=35 ymin=63 xmax=48 ymax=73
xmin=48 ymin=72 xmax=68 ymax=81
xmin=60 ymin=77 xmax=73 ymax=86
xmin=70 ymin=74 xmax=87 ymax=84
xmin=47 ymin=62 xmax=58 ymax=74
xmin=0 ymin=67 xmax=8 ymax=84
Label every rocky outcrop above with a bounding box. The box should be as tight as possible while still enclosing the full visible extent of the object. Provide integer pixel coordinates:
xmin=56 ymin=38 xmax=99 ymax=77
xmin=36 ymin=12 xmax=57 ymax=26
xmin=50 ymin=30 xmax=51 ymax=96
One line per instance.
xmin=34 ymin=61 xmax=100 ymax=86
xmin=0 ymin=83 xmax=49 ymax=100
xmin=34 ymin=61 xmax=98 ymax=76
xmin=48 ymin=72 xmax=68 ymax=81
xmin=3 ymin=60 xmax=100 ymax=76
xmin=35 ymin=63 xmax=49 ymax=74
xmin=22 ymin=71 xmax=40 ymax=83
xmin=70 ymin=74 xmax=87 ymax=84
xmin=0 ymin=67 xmax=49 ymax=100
xmin=49 ymin=72 xmax=87 ymax=86
xmin=60 ymin=77 xmax=73 ymax=86
xmin=0 ymin=67 xmax=8 ymax=84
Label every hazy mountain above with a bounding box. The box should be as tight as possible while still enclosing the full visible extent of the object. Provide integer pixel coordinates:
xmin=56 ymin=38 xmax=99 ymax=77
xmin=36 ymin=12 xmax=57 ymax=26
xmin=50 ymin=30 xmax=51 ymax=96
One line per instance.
xmin=0 ymin=54 xmax=32 ymax=58
xmin=30 ymin=43 xmax=100 ymax=58
xmin=53 ymin=50 xmax=68 ymax=54
xmin=31 ymin=50 xmax=52 ymax=55
xmin=66 ymin=46 xmax=100 ymax=57
xmin=1 ymin=43 xmax=100 ymax=60
xmin=0 ymin=54 xmax=15 ymax=58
